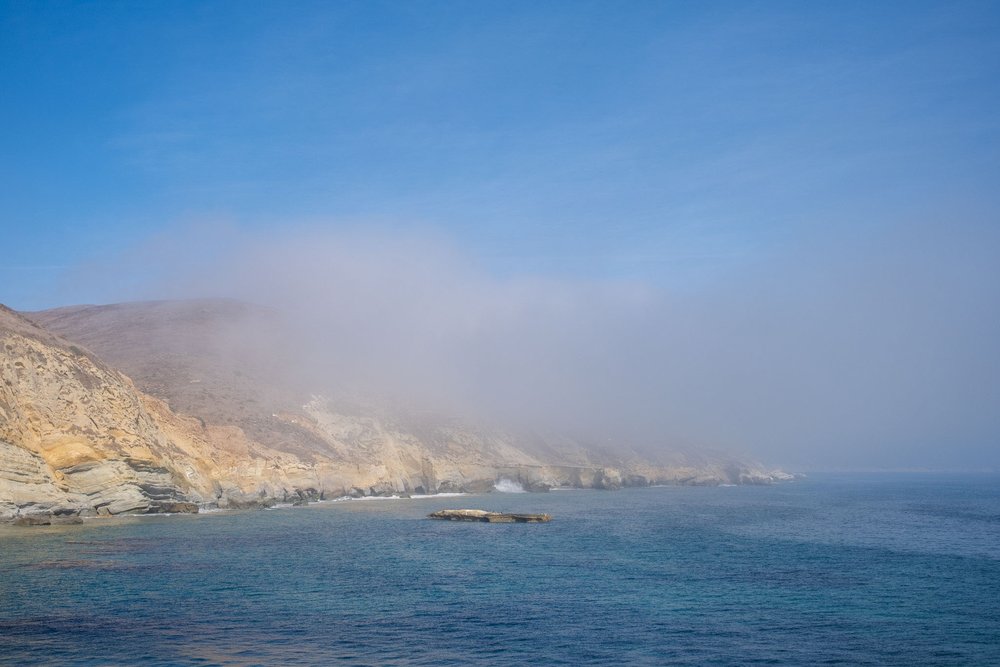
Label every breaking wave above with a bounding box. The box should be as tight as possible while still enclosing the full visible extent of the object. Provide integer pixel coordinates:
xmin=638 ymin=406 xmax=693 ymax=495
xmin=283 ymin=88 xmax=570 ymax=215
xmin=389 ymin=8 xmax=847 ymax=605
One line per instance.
xmin=493 ymin=479 xmax=526 ymax=493
xmin=319 ymin=492 xmax=467 ymax=503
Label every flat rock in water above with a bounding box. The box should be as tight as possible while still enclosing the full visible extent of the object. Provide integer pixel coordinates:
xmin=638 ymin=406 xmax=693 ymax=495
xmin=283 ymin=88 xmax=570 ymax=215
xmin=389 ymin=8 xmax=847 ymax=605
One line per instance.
xmin=428 ymin=509 xmax=551 ymax=523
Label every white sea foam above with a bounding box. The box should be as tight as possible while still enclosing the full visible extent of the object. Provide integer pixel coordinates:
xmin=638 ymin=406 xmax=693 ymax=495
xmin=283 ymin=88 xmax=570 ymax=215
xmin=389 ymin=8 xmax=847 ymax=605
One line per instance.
xmin=493 ymin=478 xmax=526 ymax=493
xmin=317 ymin=492 xmax=468 ymax=504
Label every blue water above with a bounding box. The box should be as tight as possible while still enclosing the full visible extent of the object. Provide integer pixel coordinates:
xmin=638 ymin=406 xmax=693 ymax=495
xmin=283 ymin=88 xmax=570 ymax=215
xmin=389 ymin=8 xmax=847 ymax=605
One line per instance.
xmin=2 ymin=474 xmax=999 ymax=665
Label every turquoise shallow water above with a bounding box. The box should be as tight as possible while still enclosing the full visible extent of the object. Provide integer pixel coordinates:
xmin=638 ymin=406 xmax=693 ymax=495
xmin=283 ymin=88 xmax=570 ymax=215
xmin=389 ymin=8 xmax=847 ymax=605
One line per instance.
xmin=1 ymin=473 xmax=999 ymax=665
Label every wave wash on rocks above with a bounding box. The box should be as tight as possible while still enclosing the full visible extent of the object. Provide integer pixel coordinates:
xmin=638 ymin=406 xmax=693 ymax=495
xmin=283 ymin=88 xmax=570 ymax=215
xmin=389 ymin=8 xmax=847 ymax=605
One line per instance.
xmin=0 ymin=302 xmax=792 ymax=523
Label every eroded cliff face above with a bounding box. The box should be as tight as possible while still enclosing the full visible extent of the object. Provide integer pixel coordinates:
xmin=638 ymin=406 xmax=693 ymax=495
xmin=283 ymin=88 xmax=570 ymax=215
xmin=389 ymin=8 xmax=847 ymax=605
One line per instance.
xmin=0 ymin=305 xmax=220 ymax=518
xmin=1 ymin=302 xmax=791 ymax=521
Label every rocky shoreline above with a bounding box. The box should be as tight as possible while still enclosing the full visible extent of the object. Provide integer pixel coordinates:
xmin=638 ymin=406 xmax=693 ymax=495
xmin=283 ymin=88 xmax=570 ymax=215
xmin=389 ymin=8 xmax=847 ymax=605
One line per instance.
xmin=1 ymin=470 xmax=801 ymax=526
xmin=1 ymin=300 xmax=798 ymax=527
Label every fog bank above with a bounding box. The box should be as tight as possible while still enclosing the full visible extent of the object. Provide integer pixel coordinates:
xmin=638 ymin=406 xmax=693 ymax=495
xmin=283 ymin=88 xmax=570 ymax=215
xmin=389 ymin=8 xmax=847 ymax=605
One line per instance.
xmin=71 ymin=219 xmax=1000 ymax=471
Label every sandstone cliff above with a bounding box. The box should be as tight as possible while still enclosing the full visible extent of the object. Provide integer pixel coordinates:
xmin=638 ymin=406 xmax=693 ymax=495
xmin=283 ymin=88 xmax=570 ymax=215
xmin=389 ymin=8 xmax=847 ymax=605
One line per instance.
xmin=1 ymin=301 xmax=790 ymax=521
xmin=0 ymin=304 xmax=202 ymax=518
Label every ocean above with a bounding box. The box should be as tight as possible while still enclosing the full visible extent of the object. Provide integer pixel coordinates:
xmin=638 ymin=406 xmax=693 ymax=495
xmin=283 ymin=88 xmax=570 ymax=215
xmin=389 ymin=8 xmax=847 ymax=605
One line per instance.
xmin=1 ymin=474 xmax=998 ymax=665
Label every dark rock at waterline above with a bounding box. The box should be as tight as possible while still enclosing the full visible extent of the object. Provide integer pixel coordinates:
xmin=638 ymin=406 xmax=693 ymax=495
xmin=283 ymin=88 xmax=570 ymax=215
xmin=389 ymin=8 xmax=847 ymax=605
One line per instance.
xmin=368 ymin=482 xmax=398 ymax=496
xmin=464 ymin=479 xmax=498 ymax=494
xmin=13 ymin=515 xmax=52 ymax=526
xmin=149 ymin=502 xmax=199 ymax=514
xmin=429 ymin=509 xmax=552 ymax=523
xmin=592 ymin=468 xmax=622 ymax=490
xmin=282 ymin=488 xmax=320 ymax=505
xmin=54 ymin=516 xmax=84 ymax=524
xmin=51 ymin=506 xmax=82 ymax=516
xmin=221 ymin=497 xmax=276 ymax=510
xmin=11 ymin=514 xmax=84 ymax=526
xmin=521 ymin=480 xmax=552 ymax=492
xmin=624 ymin=474 xmax=649 ymax=487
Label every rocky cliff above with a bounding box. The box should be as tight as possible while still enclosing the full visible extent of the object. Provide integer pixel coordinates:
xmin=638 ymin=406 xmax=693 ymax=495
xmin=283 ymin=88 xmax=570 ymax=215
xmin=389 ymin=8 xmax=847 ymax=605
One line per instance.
xmin=1 ymin=301 xmax=790 ymax=522
xmin=0 ymin=304 xmax=202 ymax=518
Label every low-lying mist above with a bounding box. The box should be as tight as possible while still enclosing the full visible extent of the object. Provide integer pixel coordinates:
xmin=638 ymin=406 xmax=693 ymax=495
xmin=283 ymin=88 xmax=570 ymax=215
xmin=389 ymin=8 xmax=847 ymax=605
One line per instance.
xmin=69 ymin=219 xmax=1000 ymax=471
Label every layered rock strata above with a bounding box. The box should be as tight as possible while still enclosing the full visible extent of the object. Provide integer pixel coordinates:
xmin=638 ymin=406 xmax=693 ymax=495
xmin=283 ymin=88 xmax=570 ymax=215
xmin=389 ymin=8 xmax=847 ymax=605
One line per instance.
xmin=1 ymin=302 xmax=792 ymax=523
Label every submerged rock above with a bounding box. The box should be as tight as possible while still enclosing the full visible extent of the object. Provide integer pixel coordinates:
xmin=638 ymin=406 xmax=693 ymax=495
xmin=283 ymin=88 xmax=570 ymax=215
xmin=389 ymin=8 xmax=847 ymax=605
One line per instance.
xmin=428 ymin=509 xmax=551 ymax=523
xmin=149 ymin=501 xmax=199 ymax=514
xmin=13 ymin=515 xmax=52 ymax=526
xmin=10 ymin=514 xmax=83 ymax=526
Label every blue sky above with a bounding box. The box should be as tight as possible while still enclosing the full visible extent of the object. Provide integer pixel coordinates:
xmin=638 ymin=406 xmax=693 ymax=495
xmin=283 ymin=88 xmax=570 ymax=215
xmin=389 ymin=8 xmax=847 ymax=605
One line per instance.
xmin=2 ymin=0 xmax=999 ymax=309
